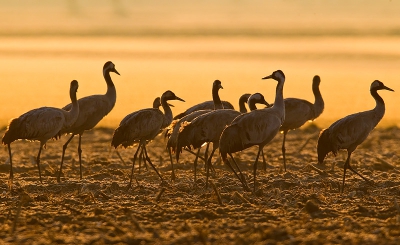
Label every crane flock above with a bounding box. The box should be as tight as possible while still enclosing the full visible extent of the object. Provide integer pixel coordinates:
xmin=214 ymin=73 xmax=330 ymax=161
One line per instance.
xmin=1 ymin=62 xmax=395 ymax=194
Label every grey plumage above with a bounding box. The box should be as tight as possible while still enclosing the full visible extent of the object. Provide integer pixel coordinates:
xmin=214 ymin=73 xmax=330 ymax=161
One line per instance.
xmin=219 ymin=70 xmax=286 ymax=192
xmin=57 ymin=61 xmax=120 ymax=182
xmin=280 ymin=75 xmax=324 ymax=171
xmin=317 ymin=80 xmax=393 ymax=193
xmin=111 ymin=90 xmax=184 ymax=188
xmin=2 ymin=80 xmax=80 ymax=183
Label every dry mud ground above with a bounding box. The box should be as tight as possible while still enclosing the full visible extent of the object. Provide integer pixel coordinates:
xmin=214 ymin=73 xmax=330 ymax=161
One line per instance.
xmin=0 ymin=125 xmax=399 ymax=244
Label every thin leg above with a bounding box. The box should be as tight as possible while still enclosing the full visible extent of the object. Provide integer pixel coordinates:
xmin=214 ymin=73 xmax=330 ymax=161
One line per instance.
xmin=253 ymin=148 xmax=262 ymax=193
xmin=7 ymin=144 xmax=13 ymax=191
xmin=228 ymin=153 xmax=247 ymax=185
xmin=128 ymin=144 xmax=142 ymax=189
xmin=36 ymin=143 xmax=44 ymax=183
xmin=193 ymin=148 xmax=201 ymax=185
xmin=262 ymin=150 xmax=266 ymax=172
xmin=341 ymin=152 xmax=351 ymax=193
xmin=205 ymin=147 xmax=217 ymax=188
xmin=78 ymin=134 xmax=83 ymax=179
xmin=204 ymin=143 xmax=210 ymax=173
xmin=223 ymin=155 xmax=250 ymax=192
xmin=58 ymin=134 xmax=75 ymax=182
xmin=138 ymin=147 xmax=144 ymax=173
xmin=143 ymin=145 xmax=163 ymax=181
xmin=282 ymin=131 xmax=287 ymax=171
xmin=168 ymin=147 xmax=176 ymax=181
xmin=184 ymin=148 xmax=206 ymax=162
xmin=115 ymin=149 xmax=126 ymax=165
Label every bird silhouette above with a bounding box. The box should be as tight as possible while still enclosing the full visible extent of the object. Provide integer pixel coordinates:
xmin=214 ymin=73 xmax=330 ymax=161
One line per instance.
xmin=57 ymin=61 xmax=119 ymax=182
xmin=2 ymin=80 xmax=80 ymax=185
xmin=317 ymin=80 xmax=393 ymax=193
xmin=111 ymin=90 xmax=184 ymax=188
xmin=280 ymin=75 xmax=324 ymax=171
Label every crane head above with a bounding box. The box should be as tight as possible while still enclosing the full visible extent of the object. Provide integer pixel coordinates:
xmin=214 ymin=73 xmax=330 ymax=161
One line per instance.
xmin=316 ymin=128 xmax=332 ymax=164
xmin=161 ymin=90 xmax=185 ymax=102
xmin=104 ymin=61 xmax=120 ymax=75
xmin=213 ymin=80 xmax=223 ymax=90
xmin=262 ymin=70 xmax=285 ymax=82
xmin=371 ymin=80 xmax=394 ymax=92
xmin=70 ymin=80 xmax=79 ymax=93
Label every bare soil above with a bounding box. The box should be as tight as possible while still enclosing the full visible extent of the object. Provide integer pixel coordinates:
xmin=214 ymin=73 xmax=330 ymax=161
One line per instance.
xmin=0 ymin=125 xmax=399 ymax=244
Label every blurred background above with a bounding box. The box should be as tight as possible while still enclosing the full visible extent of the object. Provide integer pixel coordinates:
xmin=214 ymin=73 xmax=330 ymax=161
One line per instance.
xmin=0 ymin=0 xmax=399 ymax=128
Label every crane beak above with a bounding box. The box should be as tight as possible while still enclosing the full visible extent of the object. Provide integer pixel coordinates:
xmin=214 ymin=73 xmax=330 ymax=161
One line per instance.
xmin=175 ymin=96 xmax=185 ymax=102
xmin=262 ymin=75 xmax=272 ymax=80
xmin=262 ymin=100 xmax=270 ymax=107
xmin=383 ymin=85 xmax=394 ymax=92
xmin=113 ymin=68 xmax=121 ymax=75
xmin=219 ymin=84 xmax=224 ymax=89
xmin=168 ymin=103 xmax=174 ymax=107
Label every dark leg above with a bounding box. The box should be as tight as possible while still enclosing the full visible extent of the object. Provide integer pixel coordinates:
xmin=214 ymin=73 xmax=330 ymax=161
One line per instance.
xmin=168 ymin=147 xmax=176 ymax=181
xmin=205 ymin=147 xmax=217 ymax=188
xmin=282 ymin=131 xmax=287 ymax=171
xmin=193 ymin=148 xmax=201 ymax=185
xmin=58 ymin=134 xmax=75 ymax=182
xmin=127 ymin=144 xmax=142 ymax=189
xmin=115 ymin=149 xmax=126 ymax=165
xmin=228 ymin=153 xmax=247 ymax=185
xmin=204 ymin=143 xmax=210 ymax=173
xmin=36 ymin=143 xmax=44 ymax=183
xmin=253 ymin=148 xmax=262 ymax=193
xmin=143 ymin=145 xmax=163 ymax=181
xmin=7 ymin=144 xmax=13 ymax=191
xmin=262 ymin=150 xmax=266 ymax=171
xmin=341 ymin=152 xmax=351 ymax=193
xmin=78 ymin=134 xmax=83 ymax=179
xmin=223 ymin=155 xmax=250 ymax=192
xmin=138 ymin=147 xmax=144 ymax=173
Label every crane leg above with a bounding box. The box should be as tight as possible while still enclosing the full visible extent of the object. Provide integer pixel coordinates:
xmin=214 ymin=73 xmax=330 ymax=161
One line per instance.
xmin=78 ymin=134 xmax=83 ymax=180
xmin=36 ymin=143 xmax=44 ymax=183
xmin=205 ymin=147 xmax=217 ymax=189
xmin=58 ymin=134 xmax=75 ymax=183
xmin=143 ymin=145 xmax=164 ymax=182
xmin=253 ymin=148 xmax=262 ymax=193
xmin=168 ymin=147 xmax=176 ymax=181
xmin=262 ymin=150 xmax=266 ymax=171
xmin=127 ymin=144 xmax=142 ymax=189
xmin=193 ymin=148 xmax=201 ymax=185
xmin=342 ymin=151 xmax=372 ymax=193
xmin=204 ymin=143 xmax=210 ymax=173
xmin=282 ymin=131 xmax=287 ymax=171
xmin=7 ymin=144 xmax=13 ymax=190
xmin=227 ymin=153 xmax=250 ymax=192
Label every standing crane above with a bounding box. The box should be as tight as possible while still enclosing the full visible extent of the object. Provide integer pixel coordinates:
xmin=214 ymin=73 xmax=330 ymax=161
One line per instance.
xmin=2 ymin=80 xmax=80 ymax=185
xmin=57 ymin=61 xmax=120 ymax=182
xmin=280 ymin=75 xmax=324 ymax=171
xmin=111 ymin=90 xmax=184 ymax=188
xmin=176 ymin=93 xmax=270 ymax=188
xmin=219 ymin=70 xmax=286 ymax=192
xmin=317 ymin=80 xmax=393 ymax=193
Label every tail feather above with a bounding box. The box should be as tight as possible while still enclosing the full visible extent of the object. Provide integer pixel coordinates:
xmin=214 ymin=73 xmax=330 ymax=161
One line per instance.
xmin=317 ymin=128 xmax=333 ymax=163
xmin=175 ymin=123 xmax=196 ymax=161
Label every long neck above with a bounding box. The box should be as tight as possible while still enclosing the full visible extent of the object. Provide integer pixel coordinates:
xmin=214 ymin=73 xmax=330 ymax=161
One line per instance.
xmin=312 ymin=81 xmax=324 ymax=118
xmin=371 ymin=88 xmax=386 ymax=123
xmin=271 ymin=79 xmax=285 ymax=119
xmin=161 ymin=97 xmax=173 ymax=126
xmin=104 ymin=69 xmax=117 ymax=106
xmin=65 ymin=88 xmax=79 ymax=127
xmin=239 ymin=94 xmax=250 ymax=113
xmin=212 ymin=86 xmax=224 ymax=110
